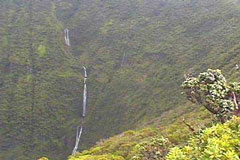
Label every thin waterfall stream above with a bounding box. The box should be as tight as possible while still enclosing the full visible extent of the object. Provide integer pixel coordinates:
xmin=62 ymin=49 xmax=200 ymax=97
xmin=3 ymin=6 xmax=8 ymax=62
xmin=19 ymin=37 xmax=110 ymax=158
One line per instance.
xmin=64 ymin=29 xmax=88 ymax=155
xmin=82 ymin=66 xmax=87 ymax=117
xmin=121 ymin=52 xmax=126 ymax=67
xmin=64 ymin=29 xmax=70 ymax=46
xmin=72 ymin=66 xmax=88 ymax=155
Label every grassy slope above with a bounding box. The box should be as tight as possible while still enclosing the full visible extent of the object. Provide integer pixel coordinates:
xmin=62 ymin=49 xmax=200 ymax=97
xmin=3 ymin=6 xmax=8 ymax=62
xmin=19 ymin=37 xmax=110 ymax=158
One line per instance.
xmin=0 ymin=0 xmax=240 ymax=159
xmin=69 ymin=105 xmax=213 ymax=159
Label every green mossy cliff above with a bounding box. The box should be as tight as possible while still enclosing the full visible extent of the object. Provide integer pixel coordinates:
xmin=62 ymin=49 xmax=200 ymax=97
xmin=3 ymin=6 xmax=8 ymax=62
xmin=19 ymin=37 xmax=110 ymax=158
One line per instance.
xmin=1 ymin=0 xmax=240 ymax=159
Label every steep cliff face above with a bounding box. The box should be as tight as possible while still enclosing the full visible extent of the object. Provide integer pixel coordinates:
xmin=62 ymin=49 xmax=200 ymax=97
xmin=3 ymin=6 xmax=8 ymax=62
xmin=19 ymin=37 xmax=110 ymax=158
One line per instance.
xmin=55 ymin=0 xmax=240 ymax=153
xmin=0 ymin=1 xmax=81 ymax=159
xmin=0 ymin=0 xmax=240 ymax=159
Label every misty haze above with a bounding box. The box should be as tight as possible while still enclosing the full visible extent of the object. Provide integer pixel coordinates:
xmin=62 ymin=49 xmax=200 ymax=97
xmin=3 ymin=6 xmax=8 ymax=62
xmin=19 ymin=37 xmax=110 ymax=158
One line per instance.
xmin=0 ymin=0 xmax=240 ymax=160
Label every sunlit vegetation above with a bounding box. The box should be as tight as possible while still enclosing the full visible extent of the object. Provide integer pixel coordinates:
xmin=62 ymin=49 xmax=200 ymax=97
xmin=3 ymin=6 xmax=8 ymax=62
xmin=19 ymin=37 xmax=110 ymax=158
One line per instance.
xmin=167 ymin=116 xmax=240 ymax=160
xmin=69 ymin=116 xmax=240 ymax=160
xmin=69 ymin=69 xmax=240 ymax=160
xmin=67 ymin=107 xmax=211 ymax=159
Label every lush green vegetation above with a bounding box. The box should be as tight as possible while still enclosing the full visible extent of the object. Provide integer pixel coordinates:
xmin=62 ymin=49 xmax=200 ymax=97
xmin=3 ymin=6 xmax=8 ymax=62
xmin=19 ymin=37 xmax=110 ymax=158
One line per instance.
xmin=68 ymin=69 xmax=240 ymax=160
xmin=1 ymin=0 xmax=240 ymax=159
xmin=55 ymin=0 xmax=240 ymax=153
xmin=68 ymin=116 xmax=240 ymax=160
xmin=182 ymin=69 xmax=240 ymax=122
xmin=65 ymin=106 xmax=210 ymax=159
xmin=167 ymin=116 xmax=240 ymax=160
xmin=0 ymin=1 xmax=81 ymax=159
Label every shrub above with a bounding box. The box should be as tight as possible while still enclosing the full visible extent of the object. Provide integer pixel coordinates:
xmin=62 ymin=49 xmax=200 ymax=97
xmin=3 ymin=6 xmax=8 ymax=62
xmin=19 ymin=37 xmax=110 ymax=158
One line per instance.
xmin=68 ymin=154 xmax=125 ymax=160
xmin=38 ymin=157 xmax=49 ymax=160
xmin=130 ymin=136 xmax=172 ymax=160
xmin=182 ymin=69 xmax=240 ymax=122
xmin=166 ymin=116 xmax=240 ymax=160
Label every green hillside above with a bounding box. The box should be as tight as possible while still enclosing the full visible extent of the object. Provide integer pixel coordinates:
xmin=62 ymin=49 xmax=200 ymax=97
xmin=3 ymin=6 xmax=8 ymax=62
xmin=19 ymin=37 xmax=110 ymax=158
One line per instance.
xmin=69 ymin=69 xmax=240 ymax=159
xmin=68 ymin=116 xmax=240 ymax=160
xmin=0 ymin=0 xmax=240 ymax=159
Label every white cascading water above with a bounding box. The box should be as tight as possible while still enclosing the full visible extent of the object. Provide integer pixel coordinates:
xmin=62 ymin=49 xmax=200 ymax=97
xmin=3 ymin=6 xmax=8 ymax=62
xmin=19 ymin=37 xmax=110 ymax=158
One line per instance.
xmin=82 ymin=66 xmax=87 ymax=117
xmin=64 ymin=29 xmax=70 ymax=46
xmin=82 ymin=83 xmax=87 ymax=117
xmin=72 ymin=66 xmax=88 ymax=155
xmin=72 ymin=125 xmax=83 ymax=155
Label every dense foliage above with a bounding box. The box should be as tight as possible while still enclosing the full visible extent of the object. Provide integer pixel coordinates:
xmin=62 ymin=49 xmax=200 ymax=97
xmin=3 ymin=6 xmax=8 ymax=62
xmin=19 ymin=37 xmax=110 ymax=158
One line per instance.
xmin=1 ymin=0 xmax=240 ymax=159
xmin=182 ymin=69 xmax=240 ymax=122
xmin=69 ymin=71 xmax=240 ymax=160
xmin=69 ymin=154 xmax=125 ymax=160
xmin=167 ymin=116 xmax=240 ymax=160
xmin=67 ymin=107 xmax=211 ymax=160
xmin=68 ymin=114 xmax=240 ymax=160
xmin=55 ymin=0 xmax=240 ymax=154
xmin=0 ymin=1 xmax=81 ymax=159
xmin=69 ymin=69 xmax=240 ymax=160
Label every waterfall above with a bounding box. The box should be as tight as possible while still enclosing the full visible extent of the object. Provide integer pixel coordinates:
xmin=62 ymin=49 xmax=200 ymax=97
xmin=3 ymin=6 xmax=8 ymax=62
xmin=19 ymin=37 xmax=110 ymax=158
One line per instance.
xmin=72 ymin=125 xmax=83 ymax=155
xmin=83 ymin=66 xmax=87 ymax=78
xmin=121 ymin=52 xmax=126 ymax=67
xmin=82 ymin=83 xmax=87 ymax=117
xmin=64 ymin=29 xmax=70 ymax=46
xmin=72 ymin=66 xmax=88 ymax=155
xmin=82 ymin=66 xmax=87 ymax=117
